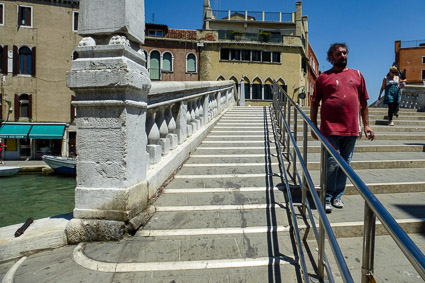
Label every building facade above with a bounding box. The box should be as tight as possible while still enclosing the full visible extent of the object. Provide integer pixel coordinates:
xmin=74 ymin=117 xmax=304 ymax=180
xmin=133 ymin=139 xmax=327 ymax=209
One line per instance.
xmin=0 ymin=0 xmax=81 ymax=160
xmin=142 ymin=23 xmax=200 ymax=81
xmin=395 ymin=39 xmax=425 ymax=85
xmin=199 ymin=0 xmax=309 ymax=103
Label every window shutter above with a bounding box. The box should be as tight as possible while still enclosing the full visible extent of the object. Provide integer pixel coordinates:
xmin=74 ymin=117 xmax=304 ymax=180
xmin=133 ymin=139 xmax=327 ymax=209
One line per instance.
xmin=18 ymin=7 xmax=22 ymax=26
xmin=0 ymin=93 xmax=2 ymax=122
xmin=13 ymin=45 xmax=18 ymax=75
xmin=28 ymin=94 xmax=33 ymax=120
xmin=31 ymin=47 xmax=36 ymax=76
xmin=1 ymin=45 xmax=7 ymax=74
xmin=26 ymin=7 xmax=31 ymax=26
xmin=14 ymin=94 xmax=20 ymax=121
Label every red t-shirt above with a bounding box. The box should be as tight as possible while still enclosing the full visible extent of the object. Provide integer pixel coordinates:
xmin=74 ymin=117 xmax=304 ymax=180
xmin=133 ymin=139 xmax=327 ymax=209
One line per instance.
xmin=312 ymin=68 xmax=369 ymax=137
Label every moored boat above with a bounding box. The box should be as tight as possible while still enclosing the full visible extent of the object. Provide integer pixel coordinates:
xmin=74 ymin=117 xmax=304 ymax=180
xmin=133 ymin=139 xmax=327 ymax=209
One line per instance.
xmin=42 ymin=155 xmax=76 ymax=176
xmin=0 ymin=166 xmax=21 ymax=177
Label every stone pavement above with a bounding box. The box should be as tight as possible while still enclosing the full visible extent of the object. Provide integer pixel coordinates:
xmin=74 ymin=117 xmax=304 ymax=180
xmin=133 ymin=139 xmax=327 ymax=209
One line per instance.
xmin=1 ymin=106 xmax=425 ymax=282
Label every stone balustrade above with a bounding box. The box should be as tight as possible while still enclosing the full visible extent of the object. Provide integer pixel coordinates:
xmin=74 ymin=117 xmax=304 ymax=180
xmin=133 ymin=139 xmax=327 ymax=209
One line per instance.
xmin=145 ymin=81 xmax=236 ymax=197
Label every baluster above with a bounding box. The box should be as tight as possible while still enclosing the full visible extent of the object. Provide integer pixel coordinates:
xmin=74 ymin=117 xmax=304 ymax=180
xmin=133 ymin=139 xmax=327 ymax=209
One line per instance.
xmin=146 ymin=109 xmax=161 ymax=164
xmin=199 ymin=97 xmax=205 ymax=126
xmin=166 ymin=104 xmax=178 ymax=150
xmin=156 ymin=107 xmax=170 ymax=156
xmin=190 ymin=99 xmax=198 ymax=133
xmin=186 ymin=100 xmax=193 ymax=136
xmin=194 ymin=98 xmax=201 ymax=129
xmin=176 ymin=101 xmax=188 ymax=144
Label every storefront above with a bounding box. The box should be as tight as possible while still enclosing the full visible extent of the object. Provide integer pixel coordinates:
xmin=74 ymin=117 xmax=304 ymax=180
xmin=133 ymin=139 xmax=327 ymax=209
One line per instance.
xmin=0 ymin=123 xmax=67 ymax=160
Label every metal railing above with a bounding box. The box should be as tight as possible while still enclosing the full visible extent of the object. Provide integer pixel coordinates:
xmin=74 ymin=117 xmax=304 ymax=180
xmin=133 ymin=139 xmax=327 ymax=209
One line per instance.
xmin=270 ymin=82 xmax=425 ymax=282
xmin=212 ymin=9 xmax=292 ymax=22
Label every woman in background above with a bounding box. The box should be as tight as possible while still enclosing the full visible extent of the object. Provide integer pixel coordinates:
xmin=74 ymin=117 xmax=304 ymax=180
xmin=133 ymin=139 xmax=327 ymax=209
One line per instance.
xmin=378 ymin=66 xmax=401 ymax=126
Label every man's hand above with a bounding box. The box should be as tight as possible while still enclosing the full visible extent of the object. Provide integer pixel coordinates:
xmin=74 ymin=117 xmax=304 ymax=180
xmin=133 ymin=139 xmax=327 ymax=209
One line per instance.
xmin=311 ymin=130 xmax=318 ymax=140
xmin=364 ymin=126 xmax=375 ymax=141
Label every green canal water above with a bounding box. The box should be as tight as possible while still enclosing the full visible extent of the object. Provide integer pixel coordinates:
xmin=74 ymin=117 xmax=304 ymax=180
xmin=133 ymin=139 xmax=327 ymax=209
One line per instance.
xmin=0 ymin=174 xmax=76 ymax=228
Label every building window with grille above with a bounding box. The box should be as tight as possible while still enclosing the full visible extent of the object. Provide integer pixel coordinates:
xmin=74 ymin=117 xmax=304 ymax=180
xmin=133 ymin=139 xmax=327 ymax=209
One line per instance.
xmin=0 ymin=3 xmax=4 ymax=26
xmin=186 ymin=53 xmax=197 ymax=73
xmin=422 ymin=70 xmax=425 ymax=81
xmin=18 ymin=5 xmax=33 ymax=28
xmin=162 ymin=52 xmax=173 ymax=72
xmin=73 ymin=11 xmax=79 ymax=32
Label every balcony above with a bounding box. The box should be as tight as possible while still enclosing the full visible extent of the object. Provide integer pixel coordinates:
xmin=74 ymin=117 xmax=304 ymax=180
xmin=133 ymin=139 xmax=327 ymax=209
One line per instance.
xmin=212 ymin=9 xmax=293 ymax=23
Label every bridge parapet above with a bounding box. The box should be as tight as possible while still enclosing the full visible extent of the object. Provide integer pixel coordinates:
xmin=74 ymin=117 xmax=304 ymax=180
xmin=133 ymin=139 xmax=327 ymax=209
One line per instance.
xmin=146 ymin=81 xmax=236 ymax=198
xmin=65 ymin=0 xmax=236 ymax=243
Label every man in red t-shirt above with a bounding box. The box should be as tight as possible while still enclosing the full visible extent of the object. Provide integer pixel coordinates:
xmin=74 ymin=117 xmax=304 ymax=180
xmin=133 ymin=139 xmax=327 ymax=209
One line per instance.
xmin=310 ymin=43 xmax=375 ymax=213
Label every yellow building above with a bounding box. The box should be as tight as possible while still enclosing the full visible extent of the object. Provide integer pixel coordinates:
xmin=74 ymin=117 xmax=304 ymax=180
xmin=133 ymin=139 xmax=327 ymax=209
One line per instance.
xmin=0 ymin=0 xmax=81 ymax=160
xmin=199 ymin=0 xmax=309 ymax=103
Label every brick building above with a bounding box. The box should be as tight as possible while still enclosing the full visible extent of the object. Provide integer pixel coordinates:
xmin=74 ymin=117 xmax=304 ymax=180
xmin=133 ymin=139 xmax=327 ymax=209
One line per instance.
xmin=142 ymin=23 xmax=200 ymax=81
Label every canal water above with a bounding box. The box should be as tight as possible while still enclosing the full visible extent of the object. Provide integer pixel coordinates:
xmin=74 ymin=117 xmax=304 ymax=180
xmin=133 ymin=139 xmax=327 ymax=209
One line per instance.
xmin=0 ymin=174 xmax=76 ymax=228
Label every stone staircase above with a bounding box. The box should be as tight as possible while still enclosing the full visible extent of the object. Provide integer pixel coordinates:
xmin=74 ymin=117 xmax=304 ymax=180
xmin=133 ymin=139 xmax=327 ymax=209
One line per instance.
xmin=4 ymin=106 xmax=424 ymax=282
xmin=66 ymin=106 xmax=302 ymax=282
xmin=297 ymin=107 xmax=425 ymax=282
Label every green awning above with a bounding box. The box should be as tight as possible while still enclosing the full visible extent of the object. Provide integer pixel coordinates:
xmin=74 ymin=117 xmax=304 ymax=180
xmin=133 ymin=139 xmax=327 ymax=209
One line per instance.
xmin=0 ymin=124 xmax=32 ymax=139
xmin=28 ymin=125 xmax=65 ymax=139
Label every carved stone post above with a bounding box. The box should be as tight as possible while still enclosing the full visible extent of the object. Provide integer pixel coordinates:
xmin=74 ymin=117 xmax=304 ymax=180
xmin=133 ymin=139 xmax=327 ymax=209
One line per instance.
xmin=65 ymin=0 xmax=151 ymax=243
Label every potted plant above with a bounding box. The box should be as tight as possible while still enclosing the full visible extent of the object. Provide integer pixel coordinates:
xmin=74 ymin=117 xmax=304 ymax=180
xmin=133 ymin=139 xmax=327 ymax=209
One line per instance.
xmin=259 ymin=31 xmax=271 ymax=42
xmin=231 ymin=30 xmax=243 ymax=40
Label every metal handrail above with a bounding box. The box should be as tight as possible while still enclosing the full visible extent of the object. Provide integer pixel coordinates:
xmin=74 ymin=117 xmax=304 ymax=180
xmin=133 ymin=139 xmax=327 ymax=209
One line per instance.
xmin=270 ymin=81 xmax=425 ymax=282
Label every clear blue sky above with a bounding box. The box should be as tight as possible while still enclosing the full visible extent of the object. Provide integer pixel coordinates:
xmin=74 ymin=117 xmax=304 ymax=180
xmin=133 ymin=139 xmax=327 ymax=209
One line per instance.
xmin=145 ymin=0 xmax=425 ymax=103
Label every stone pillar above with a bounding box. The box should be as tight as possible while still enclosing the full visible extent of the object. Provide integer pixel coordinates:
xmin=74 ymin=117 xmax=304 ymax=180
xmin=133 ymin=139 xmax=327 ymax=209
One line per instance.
xmin=65 ymin=0 xmax=151 ymax=243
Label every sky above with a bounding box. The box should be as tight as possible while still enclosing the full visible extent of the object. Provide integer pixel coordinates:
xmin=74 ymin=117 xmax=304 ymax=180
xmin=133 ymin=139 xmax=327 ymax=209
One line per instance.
xmin=145 ymin=0 xmax=425 ymax=103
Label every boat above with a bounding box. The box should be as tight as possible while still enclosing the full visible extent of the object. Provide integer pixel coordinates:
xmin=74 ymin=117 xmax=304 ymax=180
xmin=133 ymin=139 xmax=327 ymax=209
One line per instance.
xmin=42 ymin=155 xmax=76 ymax=176
xmin=0 ymin=166 xmax=21 ymax=177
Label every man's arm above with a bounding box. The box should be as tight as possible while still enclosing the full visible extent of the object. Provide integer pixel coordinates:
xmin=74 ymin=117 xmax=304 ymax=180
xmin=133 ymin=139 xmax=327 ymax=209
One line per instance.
xmin=310 ymin=101 xmax=320 ymax=140
xmin=360 ymin=100 xmax=375 ymax=140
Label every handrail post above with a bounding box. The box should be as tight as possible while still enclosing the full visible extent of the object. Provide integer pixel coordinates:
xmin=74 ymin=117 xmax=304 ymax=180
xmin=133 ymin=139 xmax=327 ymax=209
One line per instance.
xmin=362 ymin=203 xmax=376 ymax=283
xmin=293 ymin=108 xmax=298 ymax=184
xmin=286 ymin=101 xmax=291 ymax=162
xmin=301 ymin=120 xmax=308 ymax=216
xmin=318 ymin=143 xmax=327 ymax=280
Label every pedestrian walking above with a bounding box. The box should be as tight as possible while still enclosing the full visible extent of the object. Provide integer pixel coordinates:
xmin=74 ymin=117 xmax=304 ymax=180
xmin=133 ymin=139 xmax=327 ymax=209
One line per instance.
xmin=0 ymin=142 xmax=6 ymax=164
xmin=378 ymin=66 xmax=402 ymax=126
xmin=310 ymin=43 xmax=375 ymax=213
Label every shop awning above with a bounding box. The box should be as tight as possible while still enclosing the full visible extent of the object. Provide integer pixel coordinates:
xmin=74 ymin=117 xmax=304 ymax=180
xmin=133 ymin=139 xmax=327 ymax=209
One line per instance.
xmin=0 ymin=124 xmax=32 ymax=139
xmin=28 ymin=125 xmax=65 ymax=139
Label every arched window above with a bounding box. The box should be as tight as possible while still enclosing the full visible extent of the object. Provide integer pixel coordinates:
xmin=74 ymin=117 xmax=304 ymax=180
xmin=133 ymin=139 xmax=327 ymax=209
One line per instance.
xmin=252 ymin=78 xmax=262 ymax=100
xmin=186 ymin=53 xmax=196 ymax=73
xmin=150 ymin=50 xmax=160 ymax=80
xmin=243 ymin=77 xmax=250 ymax=100
xmin=19 ymin=46 xmax=32 ymax=75
xmin=162 ymin=52 xmax=173 ymax=72
xmin=264 ymin=79 xmax=273 ymax=100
